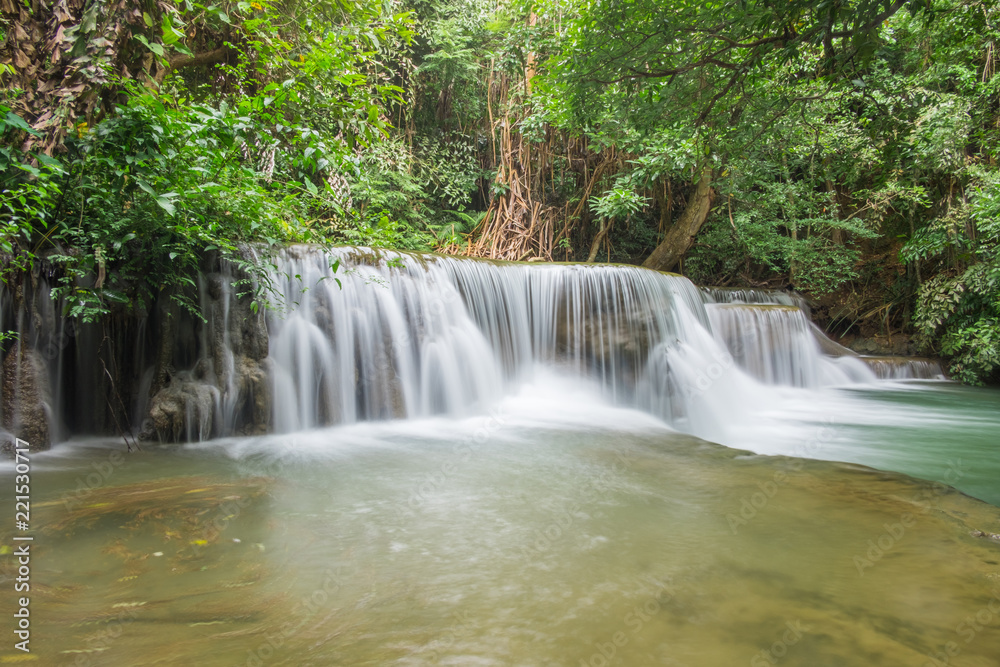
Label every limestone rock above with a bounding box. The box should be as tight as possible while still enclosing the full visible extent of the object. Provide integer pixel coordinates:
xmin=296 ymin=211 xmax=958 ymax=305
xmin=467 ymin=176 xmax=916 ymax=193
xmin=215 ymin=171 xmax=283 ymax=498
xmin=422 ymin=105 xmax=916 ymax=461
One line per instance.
xmin=235 ymin=356 xmax=271 ymax=434
xmin=1 ymin=342 xmax=52 ymax=451
xmin=147 ymin=376 xmax=219 ymax=443
xmin=845 ymin=335 xmax=917 ymax=357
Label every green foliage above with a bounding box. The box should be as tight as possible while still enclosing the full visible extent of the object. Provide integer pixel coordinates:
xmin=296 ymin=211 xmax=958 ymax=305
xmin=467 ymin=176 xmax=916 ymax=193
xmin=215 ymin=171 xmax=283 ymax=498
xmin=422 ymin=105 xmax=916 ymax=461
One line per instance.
xmin=343 ymin=129 xmax=487 ymax=251
xmin=7 ymin=0 xmax=1000 ymax=386
xmin=408 ymin=0 xmax=509 ymax=130
xmin=4 ymin=89 xmax=316 ymax=320
xmin=340 ymin=211 xmax=426 ymax=249
xmin=539 ymin=0 xmax=919 ymax=133
xmin=685 ymin=209 xmax=868 ymax=296
xmin=436 ymin=209 xmax=486 ymax=244
xmin=414 ymin=135 xmax=484 ymax=209
xmin=0 ymin=106 xmax=63 ymax=272
xmin=344 ymin=136 xmax=437 ymax=249
xmin=1 ymin=0 xmax=415 ymax=320
xmin=590 ymin=186 xmax=645 ymax=222
xmin=896 ymin=0 xmax=1000 ymax=382
xmin=915 ymin=261 xmax=1000 ymax=383
xmin=912 ymin=171 xmax=1000 ymax=383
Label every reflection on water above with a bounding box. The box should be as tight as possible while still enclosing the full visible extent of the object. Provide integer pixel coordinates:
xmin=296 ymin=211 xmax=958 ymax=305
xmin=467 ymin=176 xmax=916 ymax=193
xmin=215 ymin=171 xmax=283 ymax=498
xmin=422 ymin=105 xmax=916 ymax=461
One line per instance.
xmin=1 ymin=377 xmax=999 ymax=666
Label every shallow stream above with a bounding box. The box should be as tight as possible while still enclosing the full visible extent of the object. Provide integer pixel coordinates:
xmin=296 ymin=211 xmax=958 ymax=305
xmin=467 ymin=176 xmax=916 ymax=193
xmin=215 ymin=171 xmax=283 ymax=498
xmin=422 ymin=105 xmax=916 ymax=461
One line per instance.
xmin=3 ymin=373 xmax=999 ymax=666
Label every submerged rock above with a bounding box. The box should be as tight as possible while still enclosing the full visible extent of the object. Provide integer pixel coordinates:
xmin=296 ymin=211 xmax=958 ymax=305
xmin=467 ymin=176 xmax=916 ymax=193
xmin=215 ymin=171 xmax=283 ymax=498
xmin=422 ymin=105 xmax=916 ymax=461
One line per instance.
xmin=969 ymin=530 xmax=1000 ymax=542
xmin=553 ymin=294 xmax=654 ymax=383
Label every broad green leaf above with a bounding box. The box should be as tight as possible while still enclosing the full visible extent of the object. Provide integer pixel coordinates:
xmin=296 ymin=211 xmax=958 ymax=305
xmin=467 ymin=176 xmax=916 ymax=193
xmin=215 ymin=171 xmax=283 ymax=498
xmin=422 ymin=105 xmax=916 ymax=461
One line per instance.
xmin=4 ymin=111 xmax=40 ymax=136
xmin=156 ymin=197 xmax=176 ymax=215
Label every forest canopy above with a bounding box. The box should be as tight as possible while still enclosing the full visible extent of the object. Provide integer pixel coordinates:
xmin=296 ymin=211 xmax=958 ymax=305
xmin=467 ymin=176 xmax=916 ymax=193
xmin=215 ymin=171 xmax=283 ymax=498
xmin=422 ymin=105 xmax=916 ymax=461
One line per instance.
xmin=2 ymin=0 xmax=999 ymax=383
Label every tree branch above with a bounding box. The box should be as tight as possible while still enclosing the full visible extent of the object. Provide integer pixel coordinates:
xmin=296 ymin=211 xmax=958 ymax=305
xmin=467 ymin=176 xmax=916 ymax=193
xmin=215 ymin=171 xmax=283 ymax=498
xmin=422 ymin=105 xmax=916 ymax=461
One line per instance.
xmin=155 ymin=46 xmax=232 ymax=84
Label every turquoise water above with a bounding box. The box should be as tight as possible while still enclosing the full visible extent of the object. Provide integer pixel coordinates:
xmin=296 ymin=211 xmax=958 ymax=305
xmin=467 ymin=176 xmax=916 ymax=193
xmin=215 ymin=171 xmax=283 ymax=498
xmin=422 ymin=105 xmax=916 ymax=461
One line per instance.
xmin=734 ymin=381 xmax=1000 ymax=506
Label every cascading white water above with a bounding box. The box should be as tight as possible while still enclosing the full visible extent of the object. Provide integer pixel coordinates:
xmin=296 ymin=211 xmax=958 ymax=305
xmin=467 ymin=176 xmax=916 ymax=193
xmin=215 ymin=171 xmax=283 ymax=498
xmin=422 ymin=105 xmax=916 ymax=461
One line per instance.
xmin=268 ymin=248 xmax=505 ymax=431
xmin=862 ymin=356 xmax=946 ymax=380
xmin=266 ymin=246 xmax=716 ymax=432
xmin=699 ymin=286 xmax=949 ymax=383
xmin=6 ymin=254 xmax=996 ymax=667
xmin=263 ymin=247 xmax=881 ymax=443
xmin=705 ymin=303 xmax=875 ymax=387
xmin=1 ymin=245 xmax=948 ymax=446
xmin=700 ymin=286 xmax=811 ymax=313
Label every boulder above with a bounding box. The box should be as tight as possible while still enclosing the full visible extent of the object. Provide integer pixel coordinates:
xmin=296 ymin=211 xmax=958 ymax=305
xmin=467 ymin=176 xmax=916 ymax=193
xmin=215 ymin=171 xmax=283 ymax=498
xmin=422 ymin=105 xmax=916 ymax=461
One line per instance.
xmin=1 ymin=342 xmax=52 ymax=451
xmin=235 ymin=356 xmax=271 ymax=434
xmin=147 ymin=376 xmax=219 ymax=442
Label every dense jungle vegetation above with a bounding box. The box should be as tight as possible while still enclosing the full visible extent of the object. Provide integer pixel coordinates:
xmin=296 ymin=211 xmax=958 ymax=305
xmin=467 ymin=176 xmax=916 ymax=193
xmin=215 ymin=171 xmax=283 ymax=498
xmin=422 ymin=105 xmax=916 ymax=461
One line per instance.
xmin=2 ymin=0 xmax=999 ymax=383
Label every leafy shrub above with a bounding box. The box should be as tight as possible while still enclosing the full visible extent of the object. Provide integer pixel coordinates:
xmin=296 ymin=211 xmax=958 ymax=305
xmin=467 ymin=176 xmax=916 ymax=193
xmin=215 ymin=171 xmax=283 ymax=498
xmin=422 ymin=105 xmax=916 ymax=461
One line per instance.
xmin=914 ymin=261 xmax=1000 ymax=384
xmin=2 ymin=88 xmax=336 ymax=320
xmin=911 ymin=173 xmax=1000 ymax=383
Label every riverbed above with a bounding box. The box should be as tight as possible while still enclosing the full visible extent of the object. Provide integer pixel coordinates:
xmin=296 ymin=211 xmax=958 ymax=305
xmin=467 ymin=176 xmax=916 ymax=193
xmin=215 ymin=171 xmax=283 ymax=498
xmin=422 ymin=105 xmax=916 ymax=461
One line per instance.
xmin=3 ymin=373 xmax=998 ymax=666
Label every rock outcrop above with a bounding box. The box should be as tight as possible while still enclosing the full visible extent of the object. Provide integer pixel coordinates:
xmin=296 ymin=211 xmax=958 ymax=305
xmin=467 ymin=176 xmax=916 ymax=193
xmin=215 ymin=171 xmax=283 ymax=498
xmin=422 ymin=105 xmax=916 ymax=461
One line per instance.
xmin=148 ymin=375 xmax=219 ymax=442
xmin=144 ymin=259 xmax=272 ymax=442
xmin=1 ymin=342 xmax=52 ymax=451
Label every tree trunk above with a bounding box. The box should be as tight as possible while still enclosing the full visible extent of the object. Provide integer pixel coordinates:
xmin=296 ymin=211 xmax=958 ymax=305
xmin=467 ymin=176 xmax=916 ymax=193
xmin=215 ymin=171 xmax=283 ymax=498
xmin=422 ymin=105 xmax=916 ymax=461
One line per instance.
xmin=525 ymin=12 xmax=538 ymax=94
xmin=641 ymin=164 xmax=714 ymax=273
xmin=587 ymin=218 xmax=609 ymax=262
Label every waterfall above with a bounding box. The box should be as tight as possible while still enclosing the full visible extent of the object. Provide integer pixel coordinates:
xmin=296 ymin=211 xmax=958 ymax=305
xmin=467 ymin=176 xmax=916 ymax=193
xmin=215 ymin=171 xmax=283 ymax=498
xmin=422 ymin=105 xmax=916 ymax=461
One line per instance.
xmin=698 ymin=287 xmax=944 ymax=383
xmin=262 ymin=247 xmax=867 ymax=441
xmin=266 ymin=246 xmax=713 ymax=432
xmin=704 ymin=304 xmax=875 ymax=387
xmin=862 ymin=356 xmax=946 ymax=380
xmin=700 ymin=286 xmax=811 ymax=314
xmin=0 ymin=247 xmax=948 ymax=446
